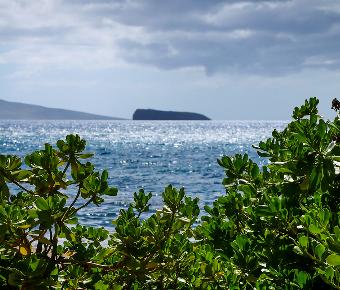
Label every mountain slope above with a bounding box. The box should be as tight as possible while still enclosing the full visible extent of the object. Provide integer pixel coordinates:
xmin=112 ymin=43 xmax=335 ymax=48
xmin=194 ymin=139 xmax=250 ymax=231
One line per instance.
xmin=0 ymin=99 xmax=124 ymax=120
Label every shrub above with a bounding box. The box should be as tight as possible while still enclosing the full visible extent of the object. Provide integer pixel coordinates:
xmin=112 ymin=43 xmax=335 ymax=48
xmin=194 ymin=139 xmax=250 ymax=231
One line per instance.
xmin=0 ymin=134 xmax=199 ymax=289
xmin=2 ymin=98 xmax=340 ymax=289
xmin=196 ymin=97 xmax=340 ymax=289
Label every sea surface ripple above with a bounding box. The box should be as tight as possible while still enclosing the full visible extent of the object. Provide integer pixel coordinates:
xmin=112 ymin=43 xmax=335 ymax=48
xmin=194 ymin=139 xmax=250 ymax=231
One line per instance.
xmin=0 ymin=120 xmax=289 ymax=232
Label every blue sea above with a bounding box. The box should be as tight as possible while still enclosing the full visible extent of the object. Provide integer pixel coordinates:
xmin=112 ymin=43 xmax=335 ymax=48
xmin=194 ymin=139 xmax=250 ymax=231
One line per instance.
xmin=0 ymin=120 xmax=289 ymax=232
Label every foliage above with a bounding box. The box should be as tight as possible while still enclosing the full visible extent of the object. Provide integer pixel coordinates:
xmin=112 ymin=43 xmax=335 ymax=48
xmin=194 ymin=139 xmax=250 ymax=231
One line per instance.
xmin=196 ymin=97 xmax=340 ymax=289
xmin=2 ymin=98 xmax=340 ymax=289
xmin=0 ymin=134 xmax=201 ymax=289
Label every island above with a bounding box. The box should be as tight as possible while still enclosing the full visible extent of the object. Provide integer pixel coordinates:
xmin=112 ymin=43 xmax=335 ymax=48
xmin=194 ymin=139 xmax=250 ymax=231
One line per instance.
xmin=0 ymin=99 xmax=124 ymax=120
xmin=133 ymin=109 xmax=210 ymax=120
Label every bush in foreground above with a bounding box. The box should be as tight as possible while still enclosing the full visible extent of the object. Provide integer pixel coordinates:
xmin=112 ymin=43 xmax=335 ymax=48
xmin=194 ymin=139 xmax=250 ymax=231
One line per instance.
xmin=197 ymin=98 xmax=340 ymax=289
xmin=1 ymin=98 xmax=340 ymax=289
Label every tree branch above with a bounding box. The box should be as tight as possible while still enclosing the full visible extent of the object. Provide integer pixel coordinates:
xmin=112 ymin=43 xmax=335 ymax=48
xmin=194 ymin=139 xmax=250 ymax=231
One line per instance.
xmin=62 ymin=182 xmax=82 ymax=221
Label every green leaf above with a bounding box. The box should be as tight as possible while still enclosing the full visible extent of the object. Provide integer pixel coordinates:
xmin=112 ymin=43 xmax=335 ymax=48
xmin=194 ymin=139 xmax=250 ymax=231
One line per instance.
xmin=221 ymin=156 xmax=233 ymax=168
xmin=310 ymin=114 xmax=317 ymax=125
xmin=15 ymin=170 xmax=32 ymax=180
xmin=309 ymin=224 xmax=322 ymax=235
xmin=235 ymin=158 xmax=243 ymax=172
xmin=328 ymin=243 xmax=340 ymax=255
xmin=8 ymin=158 xmax=22 ymax=170
xmin=101 ymin=170 xmax=108 ymax=182
xmin=251 ymin=165 xmax=259 ymax=179
xmin=65 ymin=217 xmax=78 ymax=224
xmin=257 ymin=151 xmax=270 ymax=158
xmin=8 ymin=274 xmax=22 ymax=286
xmin=56 ymin=140 xmax=66 ymax=150
xmin=0 ymin=155 xmax=6 ymax=167
xmin=300 ymin=175 xmax=310 ymax=190
xmin=278 ymin=168 xmax=294 ymax=174
xmin=255 ymin=205 xmax=273 ymax=217
xmin=38 ymin=210 xmax=52 ymax=221
xmin=296 ymin=271 xmax=308 ymax=288
xmin=326 ymin=267 xmax=334 ymax=280
xmin=327 ymin=254 xmax=340 ymax=266
xmin=60 ymin=223 xmax=75 ymax=241
xmin=259 ymin=141 xmax=267 ymax=151
xmin=334 ymin=226 xmax=340 ymax=240
xmin=0 ymin=183 xmax=9 ymax=200
xmin=52 ymin=172 xmax=67 ymax=190
xmin=38 ymin=236 xmax=53 ymax=246
xmin=94 ymin=248 xmax=114 ymax=262
xmin=315 ymin=244 xmax=325 ymax=260
xmin=79 ymin=153 xmax=94 ymax=159
xmin=103 ymin=187 xmax=118 ymax=196
xmin=34 ymin=197 xmax=49 ymax=211
xmin=241 ymin=185 xmax=255 ymax=195
xmin=299 ymin=236 xmax=309 ymax=248
xmin=94 ymin=281 xmax=109 ymax=290
xmin=0 ymin=224 xmax=8 ymax=239
xmin=318 ymin=119 xmax=327 ymax=138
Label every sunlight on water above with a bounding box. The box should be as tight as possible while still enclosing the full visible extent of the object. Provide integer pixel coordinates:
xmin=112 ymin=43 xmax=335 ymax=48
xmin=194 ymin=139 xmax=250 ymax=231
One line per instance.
xmin=0 ymin=120 xmax=289 ymax=231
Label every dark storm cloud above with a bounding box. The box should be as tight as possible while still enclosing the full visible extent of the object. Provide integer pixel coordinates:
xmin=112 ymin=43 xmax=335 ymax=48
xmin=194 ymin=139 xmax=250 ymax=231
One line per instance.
xmin=82 ymin=0 xmax=340 ymax=75
xmin=1 ymin=0 xmax=340 ymax=76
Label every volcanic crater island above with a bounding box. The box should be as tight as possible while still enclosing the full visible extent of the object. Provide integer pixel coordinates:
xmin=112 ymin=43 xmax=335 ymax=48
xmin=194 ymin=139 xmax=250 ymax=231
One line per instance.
xmin=133 ymin=109 xmax=210 ymax=120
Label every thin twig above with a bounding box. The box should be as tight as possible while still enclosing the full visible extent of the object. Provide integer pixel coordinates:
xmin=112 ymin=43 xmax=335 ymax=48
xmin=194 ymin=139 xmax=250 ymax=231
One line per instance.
xmin=66 ymin=196 xmax=95 ymax=219
xmin=29 ymin=229 xmax=47 ymax=245
xmin=62 ymin=182 xmax=82 ymax=221
xmin=62 ymin=162 xmax=71 ymax=176
xmin=55 ymin=258 xmax=124 ymax=270
xmin=51 ymin=224 xmax=59 ymax=261
xmin=2 ymin=171 xmax=34 ymax=194
xmin=126 ymin=264 xmax=163 ymax=275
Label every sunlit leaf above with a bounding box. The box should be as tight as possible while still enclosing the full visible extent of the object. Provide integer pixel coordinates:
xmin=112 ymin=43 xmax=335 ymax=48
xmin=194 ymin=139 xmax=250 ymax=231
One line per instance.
xmin=327 ymin=254 xmax=340 ymax=266
xmin=34 ymin=197 xmax=49 ymax=211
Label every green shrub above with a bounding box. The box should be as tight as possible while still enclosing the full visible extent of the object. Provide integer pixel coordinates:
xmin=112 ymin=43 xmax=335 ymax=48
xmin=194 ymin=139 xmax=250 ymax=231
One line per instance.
xmin=0 ymin=134 xmax=199 ymax=289
xmin=2 ymin=98 xmax=340 ymax=289
xmin=196 ymin=97 xmax=340 ymax=289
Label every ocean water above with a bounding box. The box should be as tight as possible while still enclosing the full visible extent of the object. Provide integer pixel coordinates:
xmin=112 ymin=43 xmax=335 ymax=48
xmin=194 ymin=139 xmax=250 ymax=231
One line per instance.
xmin=0 ymin=120 xmax=289 ymax=232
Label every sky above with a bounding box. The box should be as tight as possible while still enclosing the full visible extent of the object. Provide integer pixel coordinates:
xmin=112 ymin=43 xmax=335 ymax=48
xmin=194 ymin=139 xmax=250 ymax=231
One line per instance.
xmin=1 ymin=0 xmax=340 ymax=120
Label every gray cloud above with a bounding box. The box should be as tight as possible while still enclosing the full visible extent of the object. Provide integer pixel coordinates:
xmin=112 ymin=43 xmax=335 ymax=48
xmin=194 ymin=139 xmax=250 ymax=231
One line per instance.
xmin=1 ymin=0 xmax=340 ymax=76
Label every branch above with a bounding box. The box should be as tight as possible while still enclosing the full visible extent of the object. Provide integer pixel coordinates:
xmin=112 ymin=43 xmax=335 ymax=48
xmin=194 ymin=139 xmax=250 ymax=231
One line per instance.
xmin=2 ymin=171 xmax=34 ymax=194
xmin=55 ymin=258 xmax=125 ymax=270
xmin=62 ymin=182 xmax=82 ymax=221
xmin=141 ymin=210 xmax=176 ymax=265
xmin=51 ymin=224 xmax=60 ymax=261
xmin=126 ymin=264 xmax=163 ymax=275
xmin=66 ymin=196 xmax=94 ymax=219
xmin=62 ymin=162 xmax=71 ymax=176
xmin=29 ymin=229 xmax=47 ymax=245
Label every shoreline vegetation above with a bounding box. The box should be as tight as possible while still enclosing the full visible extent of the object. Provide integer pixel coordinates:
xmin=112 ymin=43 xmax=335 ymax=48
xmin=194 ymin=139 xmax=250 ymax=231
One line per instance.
xmin=2 ymin=98 xmax=340 ymax=288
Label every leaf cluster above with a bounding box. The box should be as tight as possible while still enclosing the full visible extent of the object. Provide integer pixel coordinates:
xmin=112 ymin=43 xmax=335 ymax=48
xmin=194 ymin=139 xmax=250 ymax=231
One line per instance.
xmin=0 ymin=134 xmax=202 ymax=289
xmin=195 ymin=97 xmax=340 ymax=289
xmin=2 ymin=98 xmax=340 ymax=289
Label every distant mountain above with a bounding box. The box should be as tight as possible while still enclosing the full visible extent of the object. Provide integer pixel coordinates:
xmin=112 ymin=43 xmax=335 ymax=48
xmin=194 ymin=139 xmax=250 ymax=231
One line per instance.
xmin=133 ymin=109 xmax=210 ymax=120
xmin=0 ymin=99 xmax=124 ymax=120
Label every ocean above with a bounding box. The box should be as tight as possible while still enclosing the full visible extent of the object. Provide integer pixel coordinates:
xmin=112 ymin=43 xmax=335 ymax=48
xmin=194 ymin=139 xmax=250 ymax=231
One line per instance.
xmin=0 ymin=120 xmax=289 ymax=232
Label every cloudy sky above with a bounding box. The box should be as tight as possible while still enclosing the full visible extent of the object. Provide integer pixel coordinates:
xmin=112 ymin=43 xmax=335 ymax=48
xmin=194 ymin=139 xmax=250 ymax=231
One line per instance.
xmin=1 ymin=0 xmax=340 ymax=120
